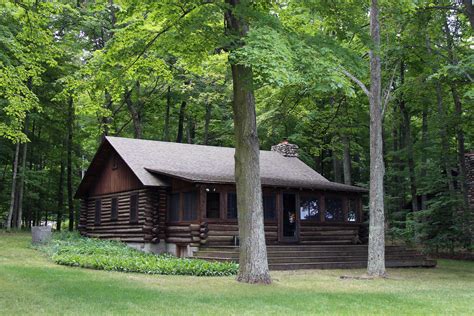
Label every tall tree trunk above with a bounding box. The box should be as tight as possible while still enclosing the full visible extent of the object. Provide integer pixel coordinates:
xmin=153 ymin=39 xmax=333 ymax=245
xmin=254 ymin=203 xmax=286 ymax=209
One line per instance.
xmin=426 ymin=35 xmax=455 ymax=192
xmin=163 ymin=86 xmax=171 ymax=141
xmin=420 ymin=104 xmax=428 ymax=210
xmin=332 ymin=150 xmax=342 ymax=183
xmin=398 ymin=61 xmax=418 ymax=212
xmin=462 ymin=0 xmax=474 ymax=31
xmin=17 ymin=115 xmax=30 ymax=228
xmin=443 ymin=18 xmax=469 ymax=213
xmin=57 ymin=159 xmax=65 ymax=231
xmin=6 ymin=143 xmax=20 ymax=230
xmin=101 ymin=90 xmax=112 ymax=139
xmin=125 ymin=85 xmax=143 ymax=139
xmin=204 ymin=102 xmax=211 ymax=145
xmin=176 ymin=101 xmax=186 ymax=143
xmin=342 ymin=135 xmax=352 ymax=185
xmin=67 ymin=96 xmax=75 ymax=231
xmin=225 ymin=0 xmax=271 ymax=284
xmin=367 ymin=0 xmax=386 ymax=277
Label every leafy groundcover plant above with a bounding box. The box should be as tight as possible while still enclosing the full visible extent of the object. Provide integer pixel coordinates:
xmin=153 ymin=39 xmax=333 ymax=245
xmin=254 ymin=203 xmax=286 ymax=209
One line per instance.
xmin=38 ymin=233 xmax=238 ymax=276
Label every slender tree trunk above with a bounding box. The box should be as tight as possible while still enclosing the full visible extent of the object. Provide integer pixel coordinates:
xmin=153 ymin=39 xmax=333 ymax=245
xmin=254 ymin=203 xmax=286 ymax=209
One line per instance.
xmin=163 ymin=86 xmax=171 ymax=141
xmin=342 ymin=135 xmax=352 ymax=185
xmin=57 ymin=159 xmax=65 ymax=231
xmin=67 ymin=96 xmax=75 ymax=231
xmin=443 ymin=19 xmax=469 ymax=213
xmin=398 ymin=61 xmax=418 ymax=212
xmin=6 ymin=143 xmax=20 ymax=230
xmin=204 ymin=102 xmax=211 ymax=145
xmin=125 ymin=86 xmax=143 ymax=139
xmin=176 ymin=101 xmax=186 ymax=143
xmin=367 ymin=0 xmax=386 ymax=277
xmin=225 ymin=0 xmax=271 ymax=284
xmin=101 ymin=90 xmax=112 ymax=139
xmin=17 ymin=116 xmax=29 ymax=228
xmin=420 ymin=104 xmax=428 ymax=210
xmin=332 ymin=150 xmax=342 ymax=183
xmin=462 ymin=0 xmax=474 ymax=31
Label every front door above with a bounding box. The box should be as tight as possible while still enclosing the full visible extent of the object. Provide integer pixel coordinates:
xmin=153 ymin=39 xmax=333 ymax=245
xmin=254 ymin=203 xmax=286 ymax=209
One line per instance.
xmin=281 ymin=193 xmax=299 ymax=242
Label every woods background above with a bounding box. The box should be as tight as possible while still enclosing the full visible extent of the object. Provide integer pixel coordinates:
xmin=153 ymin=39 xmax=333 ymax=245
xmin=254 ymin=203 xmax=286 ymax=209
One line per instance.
xmin=0 ymin=0 xmax=472 ymax=254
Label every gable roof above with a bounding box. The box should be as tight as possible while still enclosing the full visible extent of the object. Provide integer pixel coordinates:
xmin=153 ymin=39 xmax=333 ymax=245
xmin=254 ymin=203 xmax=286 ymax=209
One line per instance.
xmin=76 ymin=136 xmax=367 ymax=198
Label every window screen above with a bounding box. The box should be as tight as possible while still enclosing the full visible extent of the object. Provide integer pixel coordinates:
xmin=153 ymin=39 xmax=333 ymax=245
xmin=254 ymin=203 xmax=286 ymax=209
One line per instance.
xmin=183 ymin=191 xmax=198 ymax=221
xmin=263 ymin=194 xmax=276 ymax=220
xmin=130 ymin=194 xmax=139 ymax=223
xmin=325 ymin=197 xmax=344 ymax=222
xmin=227 ymin=192 xmax=237 ymax=219
xmin=300 ymin=196 xmax=320 ymax=221
xmin=347 ymin=198 xmax=358 ymax=222
xmin=206 ymin=192 xmax=220 ymax=218
xmin=111 ymin=197 xmax=118 ymax=221
xmin=169 ymin=193 xmax=180 ymax=222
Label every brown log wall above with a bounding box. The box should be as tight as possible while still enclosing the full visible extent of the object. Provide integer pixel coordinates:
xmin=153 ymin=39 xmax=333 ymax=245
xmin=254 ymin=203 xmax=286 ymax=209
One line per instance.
xmin=80 ymin=188 xmax=161 ymax=244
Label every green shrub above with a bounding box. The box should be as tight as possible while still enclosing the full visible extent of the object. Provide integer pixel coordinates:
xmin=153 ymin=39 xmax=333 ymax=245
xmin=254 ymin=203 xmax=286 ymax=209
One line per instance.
xmin=38 ymin=233 xmax=238 ymax=277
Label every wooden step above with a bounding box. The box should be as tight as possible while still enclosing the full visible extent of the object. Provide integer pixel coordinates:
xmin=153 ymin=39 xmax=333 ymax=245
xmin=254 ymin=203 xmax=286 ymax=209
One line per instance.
xmin=192 ymin=244 xmax=436 ymax=270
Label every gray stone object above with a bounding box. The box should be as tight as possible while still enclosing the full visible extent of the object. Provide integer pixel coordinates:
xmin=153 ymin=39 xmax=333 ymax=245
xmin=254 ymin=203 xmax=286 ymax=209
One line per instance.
xmin=32 ymin=226 xmax=52 ymax=244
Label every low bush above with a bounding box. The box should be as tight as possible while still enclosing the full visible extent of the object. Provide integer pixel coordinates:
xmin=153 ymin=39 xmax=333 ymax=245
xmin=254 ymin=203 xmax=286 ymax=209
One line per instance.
xmin=38 ymin=233 xmax=238 ymax=277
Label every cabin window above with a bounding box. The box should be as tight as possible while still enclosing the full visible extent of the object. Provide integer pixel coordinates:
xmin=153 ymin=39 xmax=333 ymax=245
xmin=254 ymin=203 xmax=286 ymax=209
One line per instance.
xmin=227 ymin=192 xmax=238 ymax=219
xmin=130 ymin=194 xmax=139 ymax=223
xmin=325 ymin=197 xmax=344 ymax=222
xmin=263 ymin=194 xmax=276 ymax=220
xmin=300 ymin=196 xmax=320 ymax=221
xmin=183 ymin=191 xmax=198 ymax=221
xmin=111 ymin=197 xmax=118 ymax=221
xmin=169 ymin=193 xmax=180 ymax=222
xmin=94 ymin=199 xmax=101 ymax=225
xmin=347 ymin=198 xmax=358 ymax=222
xmin=206 ymin=192 xmax=220 ymax=219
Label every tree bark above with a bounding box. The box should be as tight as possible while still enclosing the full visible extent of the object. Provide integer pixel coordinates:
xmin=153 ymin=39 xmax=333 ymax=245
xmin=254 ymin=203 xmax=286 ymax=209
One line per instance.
xmin=17 ymin=115 xmax=30 ymax=228
xmin=6 ymin=143 xmax=20 ymax=230
xmin=332 ymin=150 xmax=342 ymax=183
xmin=420 ymin=104 xmax=428 ymax=210
xmin=398 ymin=61 xmax=418 ymax=212
xmin=204 ymin=102 xmax=211 ymax=145
xmin=163 ymin=86 xmax=171 ymax=141
xmin=342 ymin=136 xmax=352 ymax=185
xmin=125 ymin=84 xmax=143 ymax=139
xmin=176 ymin=101 xmax=186 ymax=143
xmin=225 ymin=0 xmax=271 ymax=284
xmin=67 ymin=96 xmax=75 ymax=231
xmin=462 ymin=0 xmax=474 ymax=31
xmin=367 ymin=0 xmax=386 ymax=277
xmin=56 ymin=159 xmax=65 ymax=231
xmin=443 ymin=18 xmax=469 ymax=214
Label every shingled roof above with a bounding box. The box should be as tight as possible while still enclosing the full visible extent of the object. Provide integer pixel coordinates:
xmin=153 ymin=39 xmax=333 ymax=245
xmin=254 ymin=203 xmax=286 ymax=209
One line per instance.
xmin=76 ymin=136 xmax=367 ymax=197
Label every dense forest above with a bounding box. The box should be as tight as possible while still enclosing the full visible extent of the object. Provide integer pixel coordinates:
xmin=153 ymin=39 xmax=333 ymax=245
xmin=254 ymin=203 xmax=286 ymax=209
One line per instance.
xmin=0 ymin=0 xmax=472 ymax=255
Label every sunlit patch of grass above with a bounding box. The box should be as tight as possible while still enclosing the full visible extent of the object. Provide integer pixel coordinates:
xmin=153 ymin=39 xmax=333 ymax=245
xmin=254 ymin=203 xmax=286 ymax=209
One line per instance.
xmin=0 ymin=232 xmax=473 ymax=315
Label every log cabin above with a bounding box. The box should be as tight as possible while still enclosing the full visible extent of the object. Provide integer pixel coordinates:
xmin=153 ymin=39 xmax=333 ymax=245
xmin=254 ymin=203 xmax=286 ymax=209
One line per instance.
xmin=75 ymin=137 xmax=436 ymax=269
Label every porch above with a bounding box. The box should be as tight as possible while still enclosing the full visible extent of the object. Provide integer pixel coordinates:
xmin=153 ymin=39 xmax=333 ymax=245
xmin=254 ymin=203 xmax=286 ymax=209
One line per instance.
xmin=193 ymin=244 xmax=437 ymax=270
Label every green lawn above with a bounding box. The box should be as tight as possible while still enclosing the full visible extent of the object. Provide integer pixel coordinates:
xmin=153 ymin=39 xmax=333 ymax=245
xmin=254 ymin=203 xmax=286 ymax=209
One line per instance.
xmin=1 ymin=232 xmax=473 ymax=315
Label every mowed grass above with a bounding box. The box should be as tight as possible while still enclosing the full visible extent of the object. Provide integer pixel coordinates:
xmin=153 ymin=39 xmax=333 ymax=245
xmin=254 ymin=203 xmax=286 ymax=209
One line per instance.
xmin=0 ymin=232 xmax=473 ymax=315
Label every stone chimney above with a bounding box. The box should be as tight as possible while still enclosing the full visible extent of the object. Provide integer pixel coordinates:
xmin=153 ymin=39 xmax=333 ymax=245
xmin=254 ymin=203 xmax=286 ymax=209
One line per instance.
xmin=271 ymin=138 xmax=299 ymax=158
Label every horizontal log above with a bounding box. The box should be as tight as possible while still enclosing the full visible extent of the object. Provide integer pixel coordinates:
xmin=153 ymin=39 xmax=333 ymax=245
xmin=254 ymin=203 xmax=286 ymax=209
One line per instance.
xmin=189 ymin=224 xmax=200 ymax=230
xmin=207 ymin=224 xmax=238 ymax=231
xmin=166 ymin=226 xmax=191 ymax=232
xmin=207 ymin=235 xmax=234 ymax=242
xmin=166 ymin=237 xmax=192 ymax=244
xmin=166 ymin=232 xmax=192 ymax=238
xmin=208 ymin=230 xmax=239 ymax=237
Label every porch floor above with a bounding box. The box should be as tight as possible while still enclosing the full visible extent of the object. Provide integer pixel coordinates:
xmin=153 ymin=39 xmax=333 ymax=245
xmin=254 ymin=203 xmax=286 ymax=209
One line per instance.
xmin=193 ymin=244 xmax=437 ymax=270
